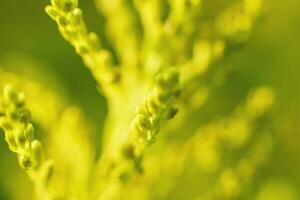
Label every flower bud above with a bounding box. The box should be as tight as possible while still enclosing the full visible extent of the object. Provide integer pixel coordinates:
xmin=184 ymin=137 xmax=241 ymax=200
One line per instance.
xmin=165 ymin=69 xmax=179 ymax=86
xmin=135 ymin=114 xmax=151 ymax=132
xmin=18 ymin=108 xmax=31 ymax=123
xmin=45 ymin=6 xmax=59 ymax=20
xmin=5 ymin=132 xmax=18 ymax=152
xmin=31 ymin=140 xmax=43 ymax=167
xmin=76 ymin=44 xmax=89 ymax=55
xmin=122 ymin=144 xmax=135 ymax=160
xmin=133 ymin=114 xmax=152 ymax=141
xmin=7 ymin=108 xmax=18 ymax=120
xmin=61 ymin=0 xmax=78 ymax=12
xmin=88 ymin=32 xmax=100 ymax=51
xmin=0 ymin=118 xmax=13 ymax=131
xmin=15 ymin=128 xmax=26 ymax=147
xmin=156 ymin=69 xmax=179 ymax=90
xmin=166 ymin=106 xmax=179 ymax=120
xmin=70 ymin=8 xmax=83 ymax=25
xmin=57 ymin=16 xmax=69 ymax=28
xmin=51 ymin=0 xmax=62 ymax=9
xmin=146 ymin=97 xmax=159 ymax=114
xmin=3 ymin=84 xmax=18 ymax=104
xmin=16 ymin=92 xmax=25 ymax=108
xmin=24 ymin=124 xmax=34 ymax=141
xmin=19 ymin=154 xmax=33 ymax=170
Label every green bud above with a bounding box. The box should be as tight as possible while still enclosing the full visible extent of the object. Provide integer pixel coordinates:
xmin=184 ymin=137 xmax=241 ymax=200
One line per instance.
xmin=155 ymin=74 xmax=167 ymax=88
xmin=88 ymin=32 xmax=100 ymax=51
xmin=5 ymin=132 xmax=18 ymax=152
xmin=146 ymin=97 xmax=159 ymax=114
xmin=97 ymin=50 xmax=113 ymax=67
xmin=24 ymin=124 xmax=34 ymax=141
xmin=155 ymin=92 xmax=169 ymax=105
xmin=133 ymin=115 xmax=151 ymax=141
xmin=7 ymin=108 xmax=19 ymax=120
xmin=133 ymin=124 xmax=144 ymax=139
xmin=110 ymin=70 xmax=121 ymax=84
xmin=166 ymin=106 xmax=179 ymax=120
xmin=119 ymin=171 xmax=130 ymax=183
xmin=70 ymin=8 xmax=83 ymax=25
xmin=45 ymin=6 xmax=60 ymax=20
xmin=57 ymin=16 xmax=69 ymax=28
xmin=19 ymin=154 xmax=32 ymax=170
xmin=146 ymin=134 xmax=156 ymax=146
xmin=133 ymin=114 xmax=154 ymax=144
xmin=18 ymin=108 xmax=31 ymax=123
xmin=15 ymin=92 xmax=25 ymax=108
xmin=156 ymin=69 xmax=179 ymax=90
xmin=61 ymin=0 xmax=78 ymax=12
xmin=136 ymin=114 xmax=151 ymax=132
xmin=122 ymin=144 xmax=135 ymax=159
xmin=75 ymin=44 xmax=89 ymax=55
xmin=51 ymin=0 xmax=63 ymax=10
xmin=15 ymin=128 xmax=26 ymax=147
xmin=31 ymin=140 xmax=43 ymax=167
xmin=172 ymin=86 xmax=182 ymax=97
xmin=134 ymin=156 xmax=143 ymax=174
xmin=59 ymin=27 xmax=75 ymax=41
xmin=3 ymin=84 xmax=18 ymax=104
xmin=165 ymin=69 xmax=179 ymax=85
xmin=0 ymin=118 xmax=13 ymax=131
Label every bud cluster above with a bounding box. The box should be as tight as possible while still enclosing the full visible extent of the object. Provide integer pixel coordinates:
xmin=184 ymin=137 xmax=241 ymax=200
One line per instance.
xmin=45 ymin=0 xmax=120 ymax=91
xmin=0 ymin=85 xmax=42 ymax=170
xmin=132 ymin=68 xmax=181 ymax=147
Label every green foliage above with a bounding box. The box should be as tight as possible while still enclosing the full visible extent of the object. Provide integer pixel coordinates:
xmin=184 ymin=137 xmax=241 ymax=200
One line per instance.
xmin=0 ymin=0 xmax=299 ymax=200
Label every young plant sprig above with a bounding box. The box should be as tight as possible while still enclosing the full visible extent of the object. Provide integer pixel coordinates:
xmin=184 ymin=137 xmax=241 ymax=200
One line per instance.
xmin=121 ymin=68 xmax=181 ymax=176
xmin=0 ymin=85 xmax=53 ymax=200
xmin=45 ymin=0 xmax=120 ymax=96
xmin=95 ymin=68 xmax=181 ymax=200
xmin=132 ymin=68 xmax=181 ymax=148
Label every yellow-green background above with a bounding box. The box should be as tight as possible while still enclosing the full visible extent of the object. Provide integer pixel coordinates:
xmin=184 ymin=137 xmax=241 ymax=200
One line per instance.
xmin=0 ymin=0 xmax=299 ymax=199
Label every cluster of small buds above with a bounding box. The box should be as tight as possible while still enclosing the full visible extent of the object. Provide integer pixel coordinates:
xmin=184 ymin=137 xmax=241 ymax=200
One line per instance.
xmin=45 ymin=0 xmax=87 ymax=49
xmin=45 ymin=0 xmax=120 ymax=90
xmin=132 ymin=68 xmax=181 ymax=147
xmin=0 ymin=85 xmax=42 ymax=170
xmin=100 ymin=69 xmax=181 ymax=184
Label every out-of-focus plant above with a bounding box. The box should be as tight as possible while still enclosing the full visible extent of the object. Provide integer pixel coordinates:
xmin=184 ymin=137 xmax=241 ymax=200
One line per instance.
xmin=0 ymin=0 xmax=288 ymax=199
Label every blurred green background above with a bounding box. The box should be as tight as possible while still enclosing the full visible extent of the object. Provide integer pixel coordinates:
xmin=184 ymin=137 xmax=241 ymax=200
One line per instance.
xmin=0 ymin=0 xmax=299 ymax=199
